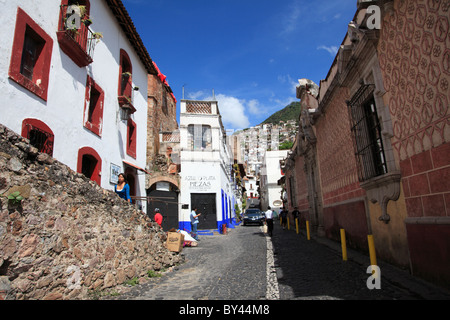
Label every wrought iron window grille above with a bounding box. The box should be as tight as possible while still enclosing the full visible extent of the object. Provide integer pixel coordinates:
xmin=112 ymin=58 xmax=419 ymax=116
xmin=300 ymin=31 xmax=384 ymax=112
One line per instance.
xmin=347 ymin=84 xmax=388 ymax=182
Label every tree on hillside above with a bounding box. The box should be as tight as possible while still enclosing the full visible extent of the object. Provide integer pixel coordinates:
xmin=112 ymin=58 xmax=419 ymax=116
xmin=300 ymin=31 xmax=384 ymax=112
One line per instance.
xmin=279 ymin=140 xmax=294 ymax=150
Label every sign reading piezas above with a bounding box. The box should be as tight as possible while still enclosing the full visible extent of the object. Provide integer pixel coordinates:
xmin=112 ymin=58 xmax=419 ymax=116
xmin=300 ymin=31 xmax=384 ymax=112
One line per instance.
xmin=185 ymin=175 xmax=216 ymax=191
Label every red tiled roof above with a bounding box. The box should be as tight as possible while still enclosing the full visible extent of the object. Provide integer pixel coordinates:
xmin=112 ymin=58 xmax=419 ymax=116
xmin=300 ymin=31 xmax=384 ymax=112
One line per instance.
xmin=103 ymin=0 xmax=157 ymax=75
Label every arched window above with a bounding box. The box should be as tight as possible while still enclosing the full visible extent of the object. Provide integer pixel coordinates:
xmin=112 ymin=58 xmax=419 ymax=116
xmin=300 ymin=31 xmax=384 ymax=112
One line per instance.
xmin=77 ymin=146 xmax=101 ymax=186
xmin=118 ymin=49 xmax=133 ymax=98
xmin=118 ymin=49 xmax=136 ymax=114
xmin=21 ymin=119 xmax=54 ymax=156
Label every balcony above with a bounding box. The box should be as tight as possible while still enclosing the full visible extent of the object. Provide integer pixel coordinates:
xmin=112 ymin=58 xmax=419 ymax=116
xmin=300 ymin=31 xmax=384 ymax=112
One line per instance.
xmin=57 ymin=5 xmax=96 ymax=67
xmin=118 ymin=73 xmax=136 ymax=114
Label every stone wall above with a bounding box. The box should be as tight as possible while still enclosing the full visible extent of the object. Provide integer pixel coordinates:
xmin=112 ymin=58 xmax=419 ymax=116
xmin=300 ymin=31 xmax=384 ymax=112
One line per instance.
xmin=0 ymin=124 xmax=182 ymax=300
xmin=147 ymin=74 xmax=178 ymax=166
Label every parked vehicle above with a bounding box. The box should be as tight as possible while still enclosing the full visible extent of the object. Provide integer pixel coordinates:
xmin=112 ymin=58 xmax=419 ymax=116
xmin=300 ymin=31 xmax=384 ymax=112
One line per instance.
xmin=243 ymin=208 xmax=265 ymax=226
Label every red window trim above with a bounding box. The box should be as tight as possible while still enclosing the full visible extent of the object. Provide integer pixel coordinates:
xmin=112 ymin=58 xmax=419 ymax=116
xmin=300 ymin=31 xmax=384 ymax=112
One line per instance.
xmin=118 ymin=49 xmax=133 ymax=97
xmin=9 ymin=7 xmax=53 ymax=101
xmin=77 ymin=146 xmax=101 ymax=186
xmin=21 ymin=118 xmax=55 ymax=156
xmin=57 ymin=0 xmax=91 ymax=31
xmin=56 ymin=0 xmax=94 ymax=67
xmin=118 ymin=49 xmax=136 ymax=113
xmin=83 ymin=75 xmax=104 ymax=137
xmin=126 ymin=118 xmax=137 ymax=159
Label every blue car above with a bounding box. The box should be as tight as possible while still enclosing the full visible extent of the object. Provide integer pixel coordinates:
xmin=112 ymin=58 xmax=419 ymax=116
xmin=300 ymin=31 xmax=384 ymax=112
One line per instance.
xmin=243 ymin=209 xmax=265 ymax=226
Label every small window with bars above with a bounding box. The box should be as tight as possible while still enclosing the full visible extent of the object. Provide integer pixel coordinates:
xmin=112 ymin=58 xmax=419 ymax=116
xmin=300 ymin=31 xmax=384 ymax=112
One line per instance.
xmin=347 ymin=84 xmax=388 ymax=182
xmin=22 ymin=119 xmax=54 ymax=157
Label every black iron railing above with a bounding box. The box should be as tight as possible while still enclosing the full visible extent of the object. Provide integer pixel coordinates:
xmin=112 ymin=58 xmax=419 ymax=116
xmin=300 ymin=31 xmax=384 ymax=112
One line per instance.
xmin=348 ymin=84 xmax=388 ymax=182
xmin=24 ymin=124 xmax=54 ymax=156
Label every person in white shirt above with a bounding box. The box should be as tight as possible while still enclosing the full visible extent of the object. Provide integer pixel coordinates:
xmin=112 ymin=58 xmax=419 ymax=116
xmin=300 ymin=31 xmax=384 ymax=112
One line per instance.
xmin=190 ymin=207 xmax=201 ymax=240
xmin=265 ymin=206 xmax=274 ymax=237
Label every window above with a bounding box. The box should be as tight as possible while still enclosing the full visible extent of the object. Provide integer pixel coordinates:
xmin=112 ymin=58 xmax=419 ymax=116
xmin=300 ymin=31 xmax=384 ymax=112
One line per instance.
xmin=118 ymin=49 xmax=132 ymax=97
xmin=127 ymin=119 xmax=137 ymax=158
xmin=348 ymin=84 xmax=388 ymax=182
xmin=57 ymin=0 xmax=95 ymax=67
xmin=20 ymin=29 xmax=44 ymax=80
xmin=118 ymin=49 xmax=136 ymax=115
xmin=83 ymin=76 xmax=104 ymax=137
xmin=77 ymin=147 xmax=101 ymax=186
xmin=187 ymin=125 xmax=212 ymax=151
xmin=9 ymin=8 xmax=53 ymax=101
xmin=21 ymin=119 xmax=54 ymax=156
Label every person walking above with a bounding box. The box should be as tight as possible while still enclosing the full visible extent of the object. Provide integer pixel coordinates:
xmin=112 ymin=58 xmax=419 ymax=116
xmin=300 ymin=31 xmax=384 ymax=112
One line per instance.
xmin=280 ymin=207 xmax=288 ymax=230
xmin=291 ymin=207 xmax=300 ymax=221
xmin=114 ymin=173 xmax=131 ymax=203
xmin=291 ymin=206 xmax=300 ymax=227
xmin=154 ymin=208 xmax=163 ymax=227
xmin=265 ymin=206 xmax=274 ymax=237
xmin=190 ymin=207 xmax=201 ymax=241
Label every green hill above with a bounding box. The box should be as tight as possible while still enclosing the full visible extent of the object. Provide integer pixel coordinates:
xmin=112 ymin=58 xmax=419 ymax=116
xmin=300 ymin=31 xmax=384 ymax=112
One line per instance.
xmin=261 ymin=101 xmax=301 ymax=125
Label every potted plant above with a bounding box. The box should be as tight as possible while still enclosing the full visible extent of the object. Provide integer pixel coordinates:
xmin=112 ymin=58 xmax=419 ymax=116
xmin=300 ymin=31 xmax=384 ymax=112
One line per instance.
xmin=92 ymin=32 xmax=103 ymax=43
xmin=83 ymin=18 xmax=93 ymax=27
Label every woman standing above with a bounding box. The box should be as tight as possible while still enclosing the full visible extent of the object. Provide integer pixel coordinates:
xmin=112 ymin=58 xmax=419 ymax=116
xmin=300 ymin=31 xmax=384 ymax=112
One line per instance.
xmin=114 ymin=173 xmax=131 ymax=203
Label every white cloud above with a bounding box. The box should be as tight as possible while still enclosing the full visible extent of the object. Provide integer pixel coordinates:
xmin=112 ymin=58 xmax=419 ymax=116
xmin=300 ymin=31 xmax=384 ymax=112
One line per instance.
xmin=280 ymin=1 xmax=302 ymax=36
xmin=183 ymin=91 xmax=283 ymax=130
xmin=278 ymin=74 xmax=298 ymax=94
xmin=191 ymin=92 xmax=251 ymax=130
xmin=215 ymin=94 xmax=250 ymax=130
xmin=186 ymin=90 xmax=206 ymax=100
xmin=248 ymin=99 xmax=260 ymax=115
xmin=317 ymin=45 xmax=339 ymax=56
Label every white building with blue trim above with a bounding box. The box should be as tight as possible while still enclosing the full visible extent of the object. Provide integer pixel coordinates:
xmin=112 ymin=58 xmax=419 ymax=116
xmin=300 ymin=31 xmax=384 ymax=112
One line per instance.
xmin=179 ymin=99 xmax=236 ymax=232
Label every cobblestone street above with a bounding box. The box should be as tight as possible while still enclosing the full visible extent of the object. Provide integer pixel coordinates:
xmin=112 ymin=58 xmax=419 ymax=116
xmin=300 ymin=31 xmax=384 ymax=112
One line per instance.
xmin=109 ymin=225 xmax=267 ymax=300
xmin=109 ymin=222 xmax=450 ymax=301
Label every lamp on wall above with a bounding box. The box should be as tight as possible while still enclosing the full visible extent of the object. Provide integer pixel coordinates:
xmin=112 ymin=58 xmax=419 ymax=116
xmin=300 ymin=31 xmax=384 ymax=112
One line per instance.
xmin=119 ymin=100 xmax=136 ymax=121
xmin=120 ymin=106 xmax=131 ymax=121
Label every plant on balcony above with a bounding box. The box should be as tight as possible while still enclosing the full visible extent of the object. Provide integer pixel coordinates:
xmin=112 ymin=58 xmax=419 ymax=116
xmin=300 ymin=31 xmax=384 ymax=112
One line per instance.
xmin=77 ymin=4 xmax=87 ymax=17
xmin=92 ymin=32 xmax=103 ymax=43
xmin=64 ymin=4 xmax=87 ymax=29
xmin=83 ymin=18 xmax=93 ymax=27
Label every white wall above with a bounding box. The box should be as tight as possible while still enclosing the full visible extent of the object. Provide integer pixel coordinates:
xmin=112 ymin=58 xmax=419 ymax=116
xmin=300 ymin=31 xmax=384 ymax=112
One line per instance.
xmin=0 ymin=1 xmax=149 ymax=211
xmin=260 ymin=150 xmax=288 ymax=211
xmin=179 ymin=100 xmax=234 ymax=229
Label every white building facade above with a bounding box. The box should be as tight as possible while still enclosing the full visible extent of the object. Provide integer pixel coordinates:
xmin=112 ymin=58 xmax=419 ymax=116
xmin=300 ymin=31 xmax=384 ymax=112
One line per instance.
xmin=237 ymin=124 xmax=280 ymax=176
xmin=179 ymin=99 xmax=235 ymax=232
xmin=243 ymin=175 xmax=259 ymax=201
xmin=260 ymin=150 xmax=288 ymax=212
xmin=0 ymin=0 xmax=154 ymax=212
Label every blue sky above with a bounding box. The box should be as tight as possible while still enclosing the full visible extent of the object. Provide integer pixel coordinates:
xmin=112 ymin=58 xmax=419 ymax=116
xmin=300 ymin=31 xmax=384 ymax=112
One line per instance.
xmin=122 ymin=0 xmax=357 ymax=131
